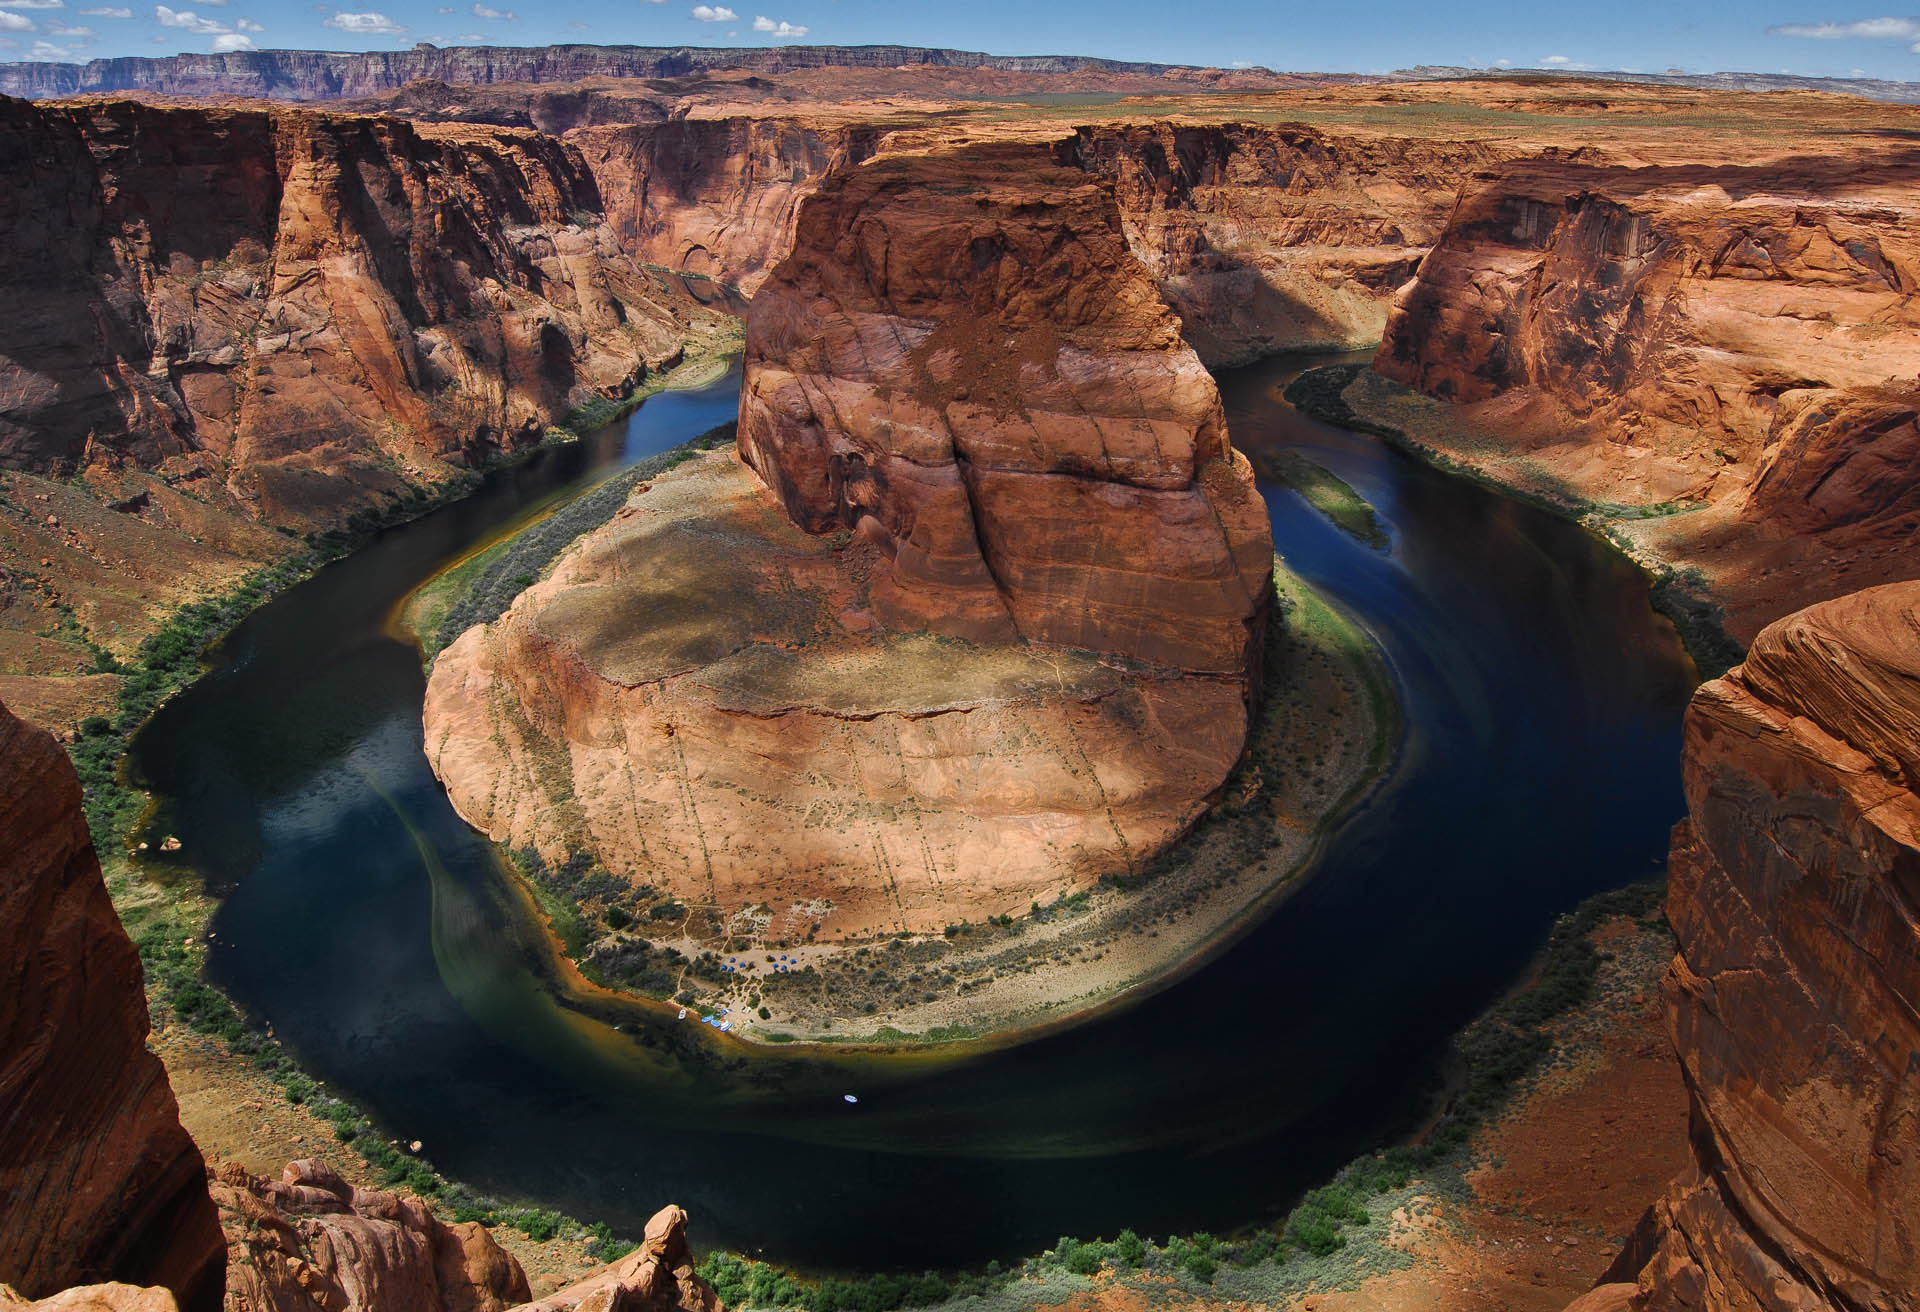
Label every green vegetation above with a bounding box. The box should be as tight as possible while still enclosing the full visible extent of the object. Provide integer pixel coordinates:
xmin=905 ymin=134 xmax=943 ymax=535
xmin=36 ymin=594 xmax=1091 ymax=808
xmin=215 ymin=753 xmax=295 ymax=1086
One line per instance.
xmin=1285 ymin=363 xmax=1745 ymax=678
xmin=690 ymin=879 xmax=1669 ymax=1310
xmin=1258 ymin=450 xmax=1388 ymax=549
xmin=413 ymin=422 xmax=739 ymax=660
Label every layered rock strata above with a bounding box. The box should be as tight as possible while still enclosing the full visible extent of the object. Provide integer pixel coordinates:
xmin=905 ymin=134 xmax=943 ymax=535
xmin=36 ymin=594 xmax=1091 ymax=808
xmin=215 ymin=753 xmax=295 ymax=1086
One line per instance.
xmin=0 ymin=45 xmax=1299 ymax=102
xmin=0 ymin=95 xmax=721 ymax=530
xmin=1378 ymin=156 xmax=1920 ymax=515
xmin=425 ymin=454 xmax=1251 ymax=938
xmin=1072 ymin=123 xmax=1500 ymax=364
xmin=429 ymin=142 xmax=1270 ymax=941
xmin=1631 ymin=580 xmax=1920 ymax=1310
xmin=568 ymin=119 xmax=884 ymax=295
xmin=737 ymin=142 xmax=1273 ymax=677
xmin=0 ymin=701 xmax=225 ymax=1310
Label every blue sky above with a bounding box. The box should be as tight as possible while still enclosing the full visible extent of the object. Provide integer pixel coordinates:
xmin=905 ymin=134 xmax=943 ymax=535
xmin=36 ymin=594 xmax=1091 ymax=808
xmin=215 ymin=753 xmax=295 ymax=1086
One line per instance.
xmin=4 ymin=0 xmax=1920 ymax=81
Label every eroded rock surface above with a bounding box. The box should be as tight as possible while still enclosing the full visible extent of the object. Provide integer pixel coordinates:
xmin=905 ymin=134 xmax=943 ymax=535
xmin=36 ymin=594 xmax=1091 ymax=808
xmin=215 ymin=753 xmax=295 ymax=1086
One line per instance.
xmin=0 ymin=95 xmax=721 ymax=531
xmin=1073 ymin=123 xmax=1499 ymax=364
xmin=213 ymin=1160 xmax=531 ymax=1312
xmin=0 ymin=701 xmax=225 ymax=1311
xmin=425 ymin=454 xmax=1249 ymax=939
xmin=738 ymin=141 xmax=1273 ymax=677
xmin=1631 ymin=580 xmax=1920 ymax=1311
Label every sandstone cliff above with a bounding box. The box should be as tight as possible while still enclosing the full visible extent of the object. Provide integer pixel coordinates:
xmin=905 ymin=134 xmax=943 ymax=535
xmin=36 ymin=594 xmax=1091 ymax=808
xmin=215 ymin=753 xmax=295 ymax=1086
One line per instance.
xmin=1371 ymin=153 xmax=1920 ymax=634
xmin=568 ymin=118 xmax=884 ymax=294
xmin=738 ymin=141 xmax=1273 ymax=676
xmin=212 ymin=1160 xmax=532 ymax=1312
xmin=0 ymin=94 xmax=721 ymax=531
xmin=1073 ymin=123 xmax=1500 ymax=364
xmin=0 ymin=700 xmax=225 ymax=1310
xmin=1629 ymin=581 xmax=1920 ymax=1311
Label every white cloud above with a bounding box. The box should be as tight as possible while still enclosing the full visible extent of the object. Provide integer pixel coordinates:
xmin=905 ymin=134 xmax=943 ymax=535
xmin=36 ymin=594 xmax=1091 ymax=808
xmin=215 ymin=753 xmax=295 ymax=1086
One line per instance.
xmin=323 ymin=8 xmax=406 ymax=33
xmin=1540 ymin=53 xmax=1570 ymax=64
xmin=453 ymin=30 xmax=484 ymax=40
xmin=435 ymin=4 xmax=451 ymax=10
xmin=29 ymin=36 xmax=74 ymax=53
xmin=0 ymin=9 xmax=35 ymax=27
xmin=1769 ymin=16 xmax=1920 ymax=39
xmin=690 ymin=4 xmax=734 ymax=18
xmin=751 ymin=13 xmax=805 ymax=35
xmin=210 ymin=29 xmax=251 ymax=47
xmin=154 ymin=4 xmax=226 ymax=30
xmin=48 ymin=21 xmax=91 ymax=34
xmin=0 ymin=1 xmax=65 ymax=10
xmin=78 ymin=5 xmax=132 ymax=14
xmin=470 ymin=2 xmax=513 ymax=17
xmin=234 ymin=13 xmax=258 ymax=26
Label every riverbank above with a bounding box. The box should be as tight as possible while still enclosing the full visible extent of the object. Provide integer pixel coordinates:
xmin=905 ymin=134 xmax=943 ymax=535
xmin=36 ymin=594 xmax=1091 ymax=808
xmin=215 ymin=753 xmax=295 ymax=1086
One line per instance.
xmin=7 ymin=338 xmax=755 ymax=1284
xmin=1284 ymin=364 xmax=1745 ymax=678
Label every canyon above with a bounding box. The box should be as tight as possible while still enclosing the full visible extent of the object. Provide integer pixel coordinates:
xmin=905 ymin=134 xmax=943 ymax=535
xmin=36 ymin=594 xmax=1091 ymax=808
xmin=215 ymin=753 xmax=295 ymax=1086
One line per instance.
xmin=0 ymin=48 xmax=1916 ymax=1312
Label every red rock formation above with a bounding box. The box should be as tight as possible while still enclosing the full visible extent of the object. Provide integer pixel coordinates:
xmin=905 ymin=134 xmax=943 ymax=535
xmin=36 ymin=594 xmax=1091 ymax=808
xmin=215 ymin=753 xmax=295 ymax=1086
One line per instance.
xmin=738 ymin=140 xmax=1273 ymax=678
xmin=0 ymin=700 xmax=225 ymax=1311
xmin=516 ymin=1204 xmax=719 ymax=1312
xmin=425 ymin=453 xmax=1250 ymax=941
xmin=0 ymin=1284 xmax=183 ymax=1310
xmin=213 ymin=1160 xmax=532 ymax=1312
xmin=1630 ymin=580 xmax=1920 ymax=1311
xmin=0 ymin=95 xmax=717 ymax=530
xmin=569 ymin=118 xmax=883 ymax=294
xmin=1072 ymin=123 xmax=1501 ymax=364
xmin=1375 ymin=155 xmax=1920 ymax=526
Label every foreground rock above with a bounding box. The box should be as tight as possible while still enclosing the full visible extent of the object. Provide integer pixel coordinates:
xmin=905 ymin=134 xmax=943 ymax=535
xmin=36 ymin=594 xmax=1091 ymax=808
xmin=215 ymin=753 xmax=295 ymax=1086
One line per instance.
xmin=739 ymin=141 xmax=1273 ymax=676
xmin=0 ymin=701 xmax=225 ymax=1310
xmin=213 ymin=1160 xmax=530 ymax=1312
xmin=1628 ymin=580 xmax=1920 ymax=1310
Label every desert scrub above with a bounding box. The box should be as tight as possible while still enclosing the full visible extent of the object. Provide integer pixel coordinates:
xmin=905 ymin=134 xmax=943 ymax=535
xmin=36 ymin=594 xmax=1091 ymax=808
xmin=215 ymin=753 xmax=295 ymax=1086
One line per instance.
xmin=420 ymin=422 xmax=738 ymax=660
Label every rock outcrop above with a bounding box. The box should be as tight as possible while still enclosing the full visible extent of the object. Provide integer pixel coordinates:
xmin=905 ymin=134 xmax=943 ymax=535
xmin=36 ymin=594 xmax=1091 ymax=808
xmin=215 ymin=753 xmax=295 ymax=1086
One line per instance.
xmin=0 ymin=94 xmax=720 ymax=530
xmin=428 ymin=141 xmax=1271 ymax=946
xmin=1629 ymin=580 xmax=1920 ymax=1311
xmin=425 ymin=453 xmax=1251 ymax=940
xmin=738 ymin=141 xmax=1273 ymax=677
xmin=1375 ymin=154 xmax=1920 ymax=517
xmin=0 ymin=701 xmax=225 ymax=1311
xmin=212 ymin=1160 xmax=531 ymax=1312
xmin=568 ymin=118 xmax=885 ymax=295
xmin=1073 ymin=123 xmax=1500 ymax=364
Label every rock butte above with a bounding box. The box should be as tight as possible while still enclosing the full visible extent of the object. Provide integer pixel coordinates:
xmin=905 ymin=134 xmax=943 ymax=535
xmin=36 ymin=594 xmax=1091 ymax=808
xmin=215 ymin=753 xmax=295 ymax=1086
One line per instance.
xmin=425 ymin=139 xmax=1272 ymax=941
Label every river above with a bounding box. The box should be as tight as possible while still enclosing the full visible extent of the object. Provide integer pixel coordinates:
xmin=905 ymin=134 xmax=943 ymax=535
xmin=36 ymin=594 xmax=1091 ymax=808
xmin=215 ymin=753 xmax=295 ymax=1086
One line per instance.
xmin=130 ymin=352 xmax=1696 ymax=1270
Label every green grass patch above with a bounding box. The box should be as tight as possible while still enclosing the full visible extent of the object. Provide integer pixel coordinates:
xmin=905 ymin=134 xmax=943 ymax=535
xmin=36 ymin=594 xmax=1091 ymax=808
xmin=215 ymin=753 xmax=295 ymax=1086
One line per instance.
xmin=1258 ymin=450 xmax=1388 ymax=549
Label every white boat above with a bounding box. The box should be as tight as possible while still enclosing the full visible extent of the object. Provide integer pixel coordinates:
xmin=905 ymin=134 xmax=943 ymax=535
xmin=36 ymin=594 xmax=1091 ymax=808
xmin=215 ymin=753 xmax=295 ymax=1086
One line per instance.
xmin=843 ymin=1094 xmax=859 ymax=1104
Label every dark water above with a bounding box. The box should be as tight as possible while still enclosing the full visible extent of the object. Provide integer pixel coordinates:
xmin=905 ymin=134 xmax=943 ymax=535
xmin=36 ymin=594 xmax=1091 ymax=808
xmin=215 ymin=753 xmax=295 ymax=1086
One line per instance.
xmin=131 ymin=352 xmax=1695 ymax=1270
